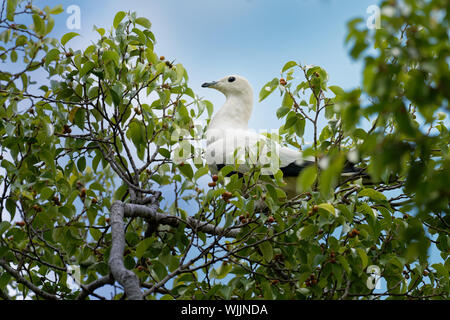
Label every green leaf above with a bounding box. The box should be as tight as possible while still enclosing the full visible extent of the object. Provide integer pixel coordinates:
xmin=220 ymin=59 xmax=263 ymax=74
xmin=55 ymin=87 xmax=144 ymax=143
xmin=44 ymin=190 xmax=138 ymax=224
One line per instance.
xmin=259 ymin=241 xmax=273 ymax=262
xmin=40 ymin=187 xmax=54 ymax=200
xmin=296 ymin=165 xmax=317 ymax=192
xmin=215 ymin=263 xmax=233 ymax=280
xmin=113 ymin=184 xmax=128 ymax=201
xmin=77 ymin=157 xmax=86 ymax=172
xmin=128 ymin=120 xmax=145 ymax=149
xmin=432 ymin=263 xmax=448 ymax=279
xmin=74 ymin=108 xmax=86 ymax=130
xmin=50 ymin=4 xmax=64 ymax=15
xmin=158 ymin=148 xmax=170 ymax=159
xmin=337 ymin=255 xmax=351 ymax=274
xmin=5 ymin=198 xmax=15 ymax=219
xmin=194 ymin=165 xmax=209 ymax=180
xmin=318 ymin=203 xmax=336 ymax=216
xmin=113 ymin=11 xmax=126 ymax=29
xmin=135 ymin=17 xmax=151 ymax=29
xmin=32 ymin=14 xmax=43 ymax=34
xmin=102 ymin=50 xmax=120 ymax=67
xmin=294 ymin=117 xmax=306 ymax=137
xmin=356 ymin=248 xmax=368 ymax=269
xmin=276 ymin=106 xmax=290 ymax=119
xmin=328 ymin=85 xmax=345 ymax=96
xmin=358 ymin=188 xmax=386 ymax=201
xmin=150 ymin=261 xmax=167 ymax=282
xmin=89 ymin=228 xmax=101 ymax=241
xmin=80 ymin=61 xmax=95 ymax=77
xmin=282 ymin=61 xmax=297 ymax=73
xmin=6 ymin=0 xmax=18 ymax=21
xmin=282 ymin=91 xmax=293 ymax=108
xmin=135 ymin=238 xmax=153 ymax=259
xmin=45 ymin=49 xmax=60 ymax=67
xmin=174 ymin=63 xmax=185 ymax=84
xmin=10 ymin=50 xmax=17 ymax=63
xmin=110 ymin=86 xmax=121 ymax=106
xmin=178 ymin=163 xmax=194 ymax=180
xmin=61 ymin=32 xmax=80 ymax=46
xmin=259 ymin=78 xmax=278 ymax=102
xmin=300 ymin=225 xmax=316 ymax=239
xmin=0 ymin=221 xmax=11 ymax=236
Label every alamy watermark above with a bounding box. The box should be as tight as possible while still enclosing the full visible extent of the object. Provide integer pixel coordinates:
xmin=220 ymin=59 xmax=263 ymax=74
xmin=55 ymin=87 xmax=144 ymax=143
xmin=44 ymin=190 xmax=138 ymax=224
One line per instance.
xmin=66 ymin=5 xmax=81 ymax=30
xmin=366 ymin=5 xmax=381 ymax=30
xmin=67 ymin=264 xmax=82 ymax=288
xmin=366 ymin=265 xmax=382 ymax=290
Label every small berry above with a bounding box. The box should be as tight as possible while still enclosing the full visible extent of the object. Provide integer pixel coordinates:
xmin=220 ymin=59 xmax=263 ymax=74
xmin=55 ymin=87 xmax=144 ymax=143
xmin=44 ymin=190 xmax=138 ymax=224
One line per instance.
xmin=159 ymin=56 xmax=165 ymax=60
xmin=207 ymin=182 xmax=216 ymax=188
xmin=222 ymin=191 xmax=232 ymax=200
xmin=15 ymin=221 xmax=26 ymax=227
xmin=212 ymin=175 xmax=219 ymax=182
xmin=279 ymin=78 xmax=287 ymax=86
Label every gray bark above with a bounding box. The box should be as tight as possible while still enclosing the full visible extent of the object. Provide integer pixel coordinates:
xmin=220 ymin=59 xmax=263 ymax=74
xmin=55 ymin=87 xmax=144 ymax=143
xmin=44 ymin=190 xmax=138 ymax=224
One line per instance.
xmin=108 ymin=200 xmax=241 ymax=299
xmin=109 ymin=201 xmax=144 ymax=300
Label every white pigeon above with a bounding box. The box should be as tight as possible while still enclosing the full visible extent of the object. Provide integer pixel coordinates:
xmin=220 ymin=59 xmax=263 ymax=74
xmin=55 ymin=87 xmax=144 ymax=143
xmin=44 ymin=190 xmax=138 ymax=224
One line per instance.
xmin=201 ymin=75 xmax=365 ymax=199
xmin=202 ymin=75 xmax=316 ymax=197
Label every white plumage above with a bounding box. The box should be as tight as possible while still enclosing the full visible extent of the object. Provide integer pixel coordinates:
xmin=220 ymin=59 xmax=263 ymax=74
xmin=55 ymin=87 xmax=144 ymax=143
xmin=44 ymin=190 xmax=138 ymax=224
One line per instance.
xmin=202 ymin=75 xmax=314 ymax=180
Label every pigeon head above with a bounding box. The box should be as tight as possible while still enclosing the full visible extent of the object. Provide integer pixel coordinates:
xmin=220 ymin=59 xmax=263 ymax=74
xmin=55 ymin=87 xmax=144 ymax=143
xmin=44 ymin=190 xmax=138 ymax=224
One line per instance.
xmin=202 ymin=75 xmax=253 ymax=98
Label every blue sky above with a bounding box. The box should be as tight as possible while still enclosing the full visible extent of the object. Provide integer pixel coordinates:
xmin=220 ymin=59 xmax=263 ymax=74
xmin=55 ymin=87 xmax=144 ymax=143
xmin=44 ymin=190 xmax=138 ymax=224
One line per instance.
xmin=37 ymin=0 xmax=377 ymax=132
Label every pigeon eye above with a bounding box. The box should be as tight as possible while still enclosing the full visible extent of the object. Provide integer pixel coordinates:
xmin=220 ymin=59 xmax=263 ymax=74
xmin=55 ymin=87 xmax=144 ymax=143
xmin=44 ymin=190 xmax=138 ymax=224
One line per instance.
xmin=228 ymin=76 xmax=236 ymax=83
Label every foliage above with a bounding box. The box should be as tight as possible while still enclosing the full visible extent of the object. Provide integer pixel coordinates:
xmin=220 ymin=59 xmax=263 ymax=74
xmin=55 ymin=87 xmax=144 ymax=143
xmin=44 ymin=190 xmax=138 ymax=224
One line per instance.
xmin=0 ymin=0 xmax=448 ymax=300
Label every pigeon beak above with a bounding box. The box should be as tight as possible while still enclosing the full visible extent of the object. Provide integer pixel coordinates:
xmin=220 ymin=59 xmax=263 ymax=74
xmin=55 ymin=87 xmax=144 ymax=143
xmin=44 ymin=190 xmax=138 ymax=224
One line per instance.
xmin=201 ymin=81 xmax=218 ymax=88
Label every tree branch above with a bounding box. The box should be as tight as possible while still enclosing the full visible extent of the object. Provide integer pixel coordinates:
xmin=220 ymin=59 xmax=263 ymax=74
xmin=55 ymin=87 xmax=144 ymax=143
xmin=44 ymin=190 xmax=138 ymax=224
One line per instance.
xmin=0 ymin=259 xmax=59 ymax=300
xmin=108 ymin=202 xmax=144 ymax=300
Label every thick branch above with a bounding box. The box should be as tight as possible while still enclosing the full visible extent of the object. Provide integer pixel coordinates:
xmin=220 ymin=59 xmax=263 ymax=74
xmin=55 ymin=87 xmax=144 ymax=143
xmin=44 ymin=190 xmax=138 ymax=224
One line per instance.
xmin=123 ymin=202 xmax=241 ymax=238
xmin=76 ymin=274 xmax=114 ymax=300
xmin=108 ymin=200 xmax=241 ymax=299
xmin=108 ymin=202 xmax=144 ymax=300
